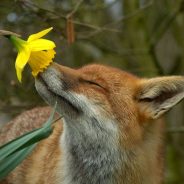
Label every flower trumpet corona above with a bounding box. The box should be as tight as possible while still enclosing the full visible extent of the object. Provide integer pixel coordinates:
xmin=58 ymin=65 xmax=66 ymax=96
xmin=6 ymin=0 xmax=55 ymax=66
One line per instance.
xmin=8 ymin=27 xmax=56 ymax=82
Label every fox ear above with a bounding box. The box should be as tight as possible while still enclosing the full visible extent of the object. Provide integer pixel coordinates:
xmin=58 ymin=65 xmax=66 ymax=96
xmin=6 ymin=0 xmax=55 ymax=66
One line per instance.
xmin=136 ymin=76 xmax=184 ymax=119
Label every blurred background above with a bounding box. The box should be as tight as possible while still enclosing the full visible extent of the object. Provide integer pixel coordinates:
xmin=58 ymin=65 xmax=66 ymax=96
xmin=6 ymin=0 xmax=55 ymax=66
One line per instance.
xmin=0 ymin=0 xmax=184 ymax=183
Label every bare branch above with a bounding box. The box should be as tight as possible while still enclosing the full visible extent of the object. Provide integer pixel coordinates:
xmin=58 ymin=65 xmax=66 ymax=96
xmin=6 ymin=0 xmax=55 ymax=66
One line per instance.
xmin=18 ymin=0 xmax=120 ymax=33
xmin=78 ymin=1 xmax=153 ymax=39
xmin=67 ymin=0 xmax=84 ymax=18
xmin=105 ymin=1 xmax=153 ymax=27
xmin=18 ymin=0 xmax=154 ymax=38
xmin=0 ymin=30 xmax=20 ymax=37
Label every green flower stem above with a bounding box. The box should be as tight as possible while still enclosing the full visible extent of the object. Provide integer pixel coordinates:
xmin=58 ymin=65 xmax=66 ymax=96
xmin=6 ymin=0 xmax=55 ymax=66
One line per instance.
xmin=9 ymin=36 xmax=27 ymax=52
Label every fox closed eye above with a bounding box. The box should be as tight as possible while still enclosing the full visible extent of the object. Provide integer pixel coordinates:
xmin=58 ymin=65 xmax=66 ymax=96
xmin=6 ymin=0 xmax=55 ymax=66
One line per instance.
xmin=83 ymin=79 xmax=106 ymax=91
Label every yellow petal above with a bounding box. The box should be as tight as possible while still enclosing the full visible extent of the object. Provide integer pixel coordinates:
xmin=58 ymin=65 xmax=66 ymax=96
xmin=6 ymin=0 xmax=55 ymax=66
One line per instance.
xmin=28 ymin=39 xmax=56 ymax=52
xmin=27 ymin=27 xmax=53 ymax=42
xmin=15 ymin=48 xmax=31 ymax=82
xmin=29 ymin=50 xmax=56 ymax=77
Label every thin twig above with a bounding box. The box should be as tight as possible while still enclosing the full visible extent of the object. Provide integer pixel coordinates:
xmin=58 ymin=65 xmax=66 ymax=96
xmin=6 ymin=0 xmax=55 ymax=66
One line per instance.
xmin=66 ymin=0 xmax=84 ymax=18
xmin=73 ymin=20 xmax=121 ymax=32
xmin=105 ymin=1 xmax=153 ymax=27
xmin=19 ymin=0 xmax=66 ymax=19
xmin=78 ymin=1 xmax=153 ymax=39
xmin=0 ymin=30 xmax=20 ymax=37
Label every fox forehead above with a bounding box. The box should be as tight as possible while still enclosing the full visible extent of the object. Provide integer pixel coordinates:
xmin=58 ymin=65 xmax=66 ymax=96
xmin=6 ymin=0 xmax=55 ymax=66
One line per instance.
xmin=62 ymin=64 xmax=140 ymax=95
xmin=79 ymin=64 xmax=138 ymax=83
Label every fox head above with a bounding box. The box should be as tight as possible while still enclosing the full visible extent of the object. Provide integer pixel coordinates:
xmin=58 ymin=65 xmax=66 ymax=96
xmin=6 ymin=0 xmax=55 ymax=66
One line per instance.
xmin=35 ymin=63 xmax=184 ymax=145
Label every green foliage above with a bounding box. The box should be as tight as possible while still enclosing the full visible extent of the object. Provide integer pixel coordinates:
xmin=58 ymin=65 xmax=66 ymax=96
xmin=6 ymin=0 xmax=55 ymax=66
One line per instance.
xmin=0 ymin=104 xmax=57 ymax=180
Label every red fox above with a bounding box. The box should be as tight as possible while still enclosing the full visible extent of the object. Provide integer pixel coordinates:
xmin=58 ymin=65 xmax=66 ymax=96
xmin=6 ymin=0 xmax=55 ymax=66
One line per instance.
xmin=1 ymin=63 xmax=184 ymax=184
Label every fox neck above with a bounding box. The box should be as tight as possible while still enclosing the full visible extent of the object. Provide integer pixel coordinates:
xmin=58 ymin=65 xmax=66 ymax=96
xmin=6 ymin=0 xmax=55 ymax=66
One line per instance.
xmin=60 ymin=116 xmax=142 ymax=184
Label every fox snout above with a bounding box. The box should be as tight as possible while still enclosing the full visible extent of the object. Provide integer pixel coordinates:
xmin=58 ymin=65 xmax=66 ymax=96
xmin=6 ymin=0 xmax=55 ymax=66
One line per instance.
xmin=35 ymin=63 xmax=82 ymax=117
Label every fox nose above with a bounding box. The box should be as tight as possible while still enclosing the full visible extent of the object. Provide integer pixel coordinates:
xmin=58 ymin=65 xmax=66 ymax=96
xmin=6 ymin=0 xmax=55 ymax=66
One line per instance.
xmin=45 ymin=63 xmax=80 ymax=91
xmin=38 ymin=64 xmax=63 ymax=94
xmin=50 ymin=63 xmax=79 ymax=79
xmin=37 ymin=62 xmax=81 ymax=95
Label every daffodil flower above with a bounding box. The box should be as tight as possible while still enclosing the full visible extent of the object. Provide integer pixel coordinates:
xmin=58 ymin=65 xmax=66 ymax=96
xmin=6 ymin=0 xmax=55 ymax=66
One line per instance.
xmin=8 ymin=27 xmax=56 ymax=82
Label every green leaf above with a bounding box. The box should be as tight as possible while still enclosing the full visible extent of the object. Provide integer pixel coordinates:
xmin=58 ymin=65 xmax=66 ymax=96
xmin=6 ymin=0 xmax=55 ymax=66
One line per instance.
xmin=0 ymin=144 xmax=36 ymax=180
xmin=0 ymin=127 xmax=51 ymax=161
xmin=0 ymin=103 xmax=57 ymax=180
xmin=0 ymin=103 xmax=56 ymax=160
